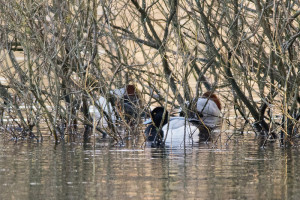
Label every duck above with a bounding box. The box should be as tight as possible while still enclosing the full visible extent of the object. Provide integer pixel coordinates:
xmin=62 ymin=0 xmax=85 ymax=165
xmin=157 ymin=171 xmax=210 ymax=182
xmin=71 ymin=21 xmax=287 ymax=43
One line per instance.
xmin=120 ymin=85 xmax=143 ymax=124
xmin=88 ymin=95 xmax=116 ymax=128
xmin=113 ymin=84 xmax=144 ymax=126
xmin=89 ymin=84 xmax=143 ymax=128
xmin=144 ymin=107 xmax=200 ymax=147
xmin=180 ymin=91 xmax=222 ymax=128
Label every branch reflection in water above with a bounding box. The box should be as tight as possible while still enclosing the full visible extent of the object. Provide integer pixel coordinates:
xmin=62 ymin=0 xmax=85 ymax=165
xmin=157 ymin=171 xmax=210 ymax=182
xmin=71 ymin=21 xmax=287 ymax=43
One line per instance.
xmin=0 ymin=132 xmax=299 ymax=200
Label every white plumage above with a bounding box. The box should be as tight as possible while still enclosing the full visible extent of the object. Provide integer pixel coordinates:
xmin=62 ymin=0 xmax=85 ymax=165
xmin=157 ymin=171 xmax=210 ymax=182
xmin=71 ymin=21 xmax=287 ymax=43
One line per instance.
xmin=162 ymin=117 xmax=200 ymax=145
xmin=88 ymin=96 xmax=116 ymax=128
xmin=144 ymin=116 xmax=200 ymax=146
xmin=196 ymin=98 xmax=221 ymax=127
xmin=110 ymin=88 xmax=126 ymax=98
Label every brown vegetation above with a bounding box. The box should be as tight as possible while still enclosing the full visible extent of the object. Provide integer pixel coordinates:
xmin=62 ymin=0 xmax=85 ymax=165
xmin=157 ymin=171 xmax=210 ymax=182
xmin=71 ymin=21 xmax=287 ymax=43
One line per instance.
xmin=0 ymin=0 xmax=299 ymax=146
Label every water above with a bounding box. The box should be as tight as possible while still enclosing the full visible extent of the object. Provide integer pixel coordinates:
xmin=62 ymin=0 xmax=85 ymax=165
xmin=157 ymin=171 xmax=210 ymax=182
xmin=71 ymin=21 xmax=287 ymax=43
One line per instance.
xmin=0 ymin=133 xmax=300 ymax=200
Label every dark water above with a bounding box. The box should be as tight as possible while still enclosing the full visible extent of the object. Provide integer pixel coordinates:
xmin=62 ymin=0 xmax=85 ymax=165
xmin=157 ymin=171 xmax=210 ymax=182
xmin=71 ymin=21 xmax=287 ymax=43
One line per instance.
xmin=1 ymin=133 xmax=300 ymax=200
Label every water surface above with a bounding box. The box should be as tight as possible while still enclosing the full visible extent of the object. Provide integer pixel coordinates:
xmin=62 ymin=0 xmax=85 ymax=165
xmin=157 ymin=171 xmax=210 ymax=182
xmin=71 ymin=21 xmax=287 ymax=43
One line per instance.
xmin=0 ymin=133 xmax=299 ymax=200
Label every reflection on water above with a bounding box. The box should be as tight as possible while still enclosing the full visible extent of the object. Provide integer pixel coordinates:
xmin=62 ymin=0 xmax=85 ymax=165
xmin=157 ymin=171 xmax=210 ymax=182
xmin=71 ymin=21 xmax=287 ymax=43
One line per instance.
xmin=0 ymin=133 xmax=300 ymax=200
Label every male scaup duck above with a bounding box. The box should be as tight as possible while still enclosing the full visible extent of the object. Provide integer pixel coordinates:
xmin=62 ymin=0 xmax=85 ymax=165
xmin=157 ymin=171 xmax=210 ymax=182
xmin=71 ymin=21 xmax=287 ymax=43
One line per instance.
xmin=144 ymin=107 xmax=200 ymax=147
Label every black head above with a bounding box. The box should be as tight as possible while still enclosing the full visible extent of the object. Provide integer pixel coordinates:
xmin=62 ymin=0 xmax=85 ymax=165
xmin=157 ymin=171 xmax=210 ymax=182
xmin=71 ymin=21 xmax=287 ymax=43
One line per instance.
xmin=144 ymin=107 xmax=169 ymax=147
xmin=151 ymin=107 xmax=169 ymax=128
